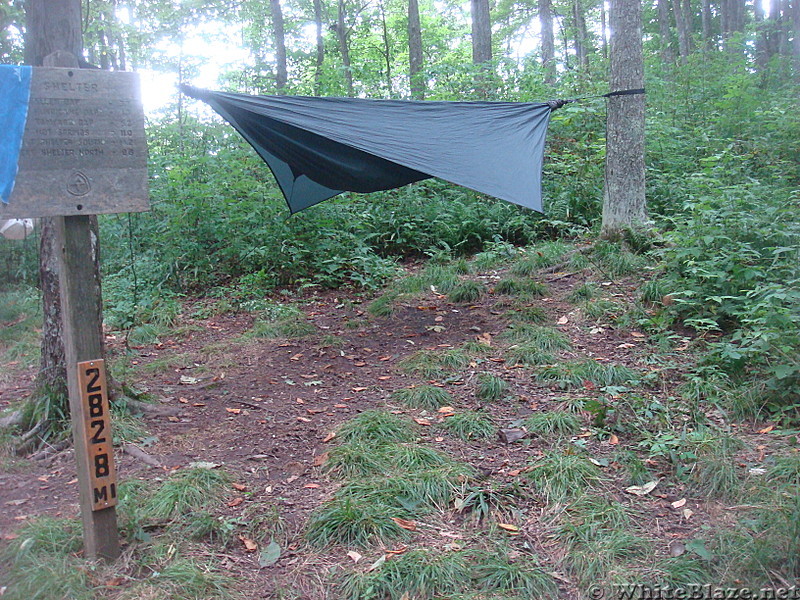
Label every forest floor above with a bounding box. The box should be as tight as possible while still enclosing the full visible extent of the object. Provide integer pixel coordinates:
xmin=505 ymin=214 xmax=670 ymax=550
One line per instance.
xmin=0 ymin=242 xmax=797 ymax=599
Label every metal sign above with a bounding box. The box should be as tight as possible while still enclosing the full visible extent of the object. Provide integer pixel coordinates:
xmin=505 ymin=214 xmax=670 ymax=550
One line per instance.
xmin=0 ymin=67 xmax=149 ymax=219
xmin=76 ymin=359 xmax=118 ymax=511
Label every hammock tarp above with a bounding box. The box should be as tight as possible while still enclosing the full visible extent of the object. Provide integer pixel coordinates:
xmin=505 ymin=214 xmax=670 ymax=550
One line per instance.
xmin=181 ymin=85 xmax=555 ymax=214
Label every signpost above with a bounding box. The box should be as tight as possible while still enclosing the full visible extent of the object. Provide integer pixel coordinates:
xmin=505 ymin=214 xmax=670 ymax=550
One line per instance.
xmin=3 ymin=50 xmax=149 ymax=560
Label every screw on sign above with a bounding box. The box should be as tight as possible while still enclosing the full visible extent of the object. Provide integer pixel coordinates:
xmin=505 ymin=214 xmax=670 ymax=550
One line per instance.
xmin=77 ymin=360 xmax=118 ymax=510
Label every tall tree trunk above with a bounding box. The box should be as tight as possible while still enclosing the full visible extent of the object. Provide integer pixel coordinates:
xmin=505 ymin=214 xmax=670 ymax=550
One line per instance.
xmin=336 ymin=0 xmax=354 ymax=96
xmin=408 ymin=0 xmax=425 ymax=99
xmin=672 ymin=0 xmax=691 ymax=61
xmin=270 ymin=0 xmax=288 ymax=93
xmin=539 ymin=0 xmax=556 ymax=82
xmin=793 ymin=0 xmax=800 ymax=68
xmin=24 ymin=0 xmax=105 ymax=433
xmin=602 ymin=0 xmax=647 ymax=237
xmin=471 ymin=0 xmax=492 ymax=96
xmin=313 ymin=0 xmax=325 ymax=95
xmin=600 ymin=0 xmax=609 ymax=61
xmin=378 ymin=0 xmax=392 ymax=96
xmin=755 ymin=0 xmax=768 ymax=67
xmin=471 ymin=0 xmax=492 ymax=64
xmin=701 ymin=0 xmax=713 ymax=48
xmin=572 ymin=0 xmax=590 ymax=70
xmin=658 ymin=0 xmax=675 ymax=62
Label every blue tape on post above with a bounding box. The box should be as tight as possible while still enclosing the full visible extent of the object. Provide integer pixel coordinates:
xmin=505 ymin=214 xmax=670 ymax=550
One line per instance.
xmin=0 ymin=65 xmax=32 ymax=204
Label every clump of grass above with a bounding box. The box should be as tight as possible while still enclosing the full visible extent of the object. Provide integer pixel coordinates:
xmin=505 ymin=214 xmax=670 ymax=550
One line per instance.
xmin=336 ymin=410 xmax=416 ymax=444
xmin=448 ymin=280 xmax=486 ymax=303
xmin=591 ymin=240 xmax=649 ymax=277
xmin=391 ymin=384 xmax=453 ymax=410
xmin=500 ymin=323 xmax=571 ymax=351
xmin=326 ymin=442 xmax=454 ymax=479
xmin=525 ymin=411 xmax=582 ymax=437
xmin=440 ymin=411 xmax=496 ymax=440
xmin=420 ymin=264 xmax=461 ymax=294
xmin=340 ymin=465 xmax=469 ymax=511
xmin=684 ymin=430 xmax=744 ymax=500
xmin=472 ymin=551 xmax=558 ymax=597
xmin=340 ymin=549 xmax=470 ymax=600
xmin=249 ymin=304 xmax=316 ymax=338
xmin=508 ymin=305 xmax=548 ymax=324
xmin=567 ymin=282 xmax=597 ymax=303
xmin=122 ymin=554 xmax=234 ymax=599
xmin=511 ymin=241 xmax=571 ymax=276
xmin=537 ymin=359 xmax=640 ymax=389
xmin=476 ymin=373 xmax=508 ymax=401
xmin=471 ymin=241 xmax=520 ymax=271
xmin=768 ymin=453 xmax=800 ymax=486
xmin=143 ymin=466 xmax=232 ymax=521
xmin=525 ymin=449 xmax=602 ymax=501
xmin=306 ymin=497 xmax=409 ymax=548
xmin=367 ymin=292 xmax=401 ymax=317
xmin=399 ymin=348 xmax=468 ymax=379
xmin=455 ymin=482 xmax=525 ymax=521
xmin=504 ymin=343 xmax=555 ymax=366
xmin=461 ymin=340 xmax=494 ymax=355
xmin=560 ymin=494 xmax=633 ymax=533
xmin=582 ymin=298 xmax=623 ymax=321
xmin=563 ymin=528 xmax=651 ymax=587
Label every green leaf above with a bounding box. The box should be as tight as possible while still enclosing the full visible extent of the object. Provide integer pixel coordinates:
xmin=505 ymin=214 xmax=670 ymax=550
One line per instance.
xmin=259 ymin=541 xmax=281 ymax=567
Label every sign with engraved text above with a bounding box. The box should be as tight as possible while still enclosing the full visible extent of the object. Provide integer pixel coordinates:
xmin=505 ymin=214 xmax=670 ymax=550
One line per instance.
xmin=0 ymin=67 xmax=149 ymax=219
xmin=77 ymin=359 xmax=118 ymax=511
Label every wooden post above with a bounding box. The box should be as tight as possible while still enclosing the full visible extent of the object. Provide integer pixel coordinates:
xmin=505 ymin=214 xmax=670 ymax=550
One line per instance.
xmin=46 ymin=50 xmax=120 ymax=562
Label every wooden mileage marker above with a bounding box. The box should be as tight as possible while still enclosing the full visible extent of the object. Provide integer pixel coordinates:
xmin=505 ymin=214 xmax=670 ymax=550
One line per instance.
xmin=76 ymin=360 xmax=117 ymax=511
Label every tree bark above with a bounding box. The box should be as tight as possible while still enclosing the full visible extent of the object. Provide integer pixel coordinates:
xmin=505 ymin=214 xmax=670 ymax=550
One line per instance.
xmin=313 ymin=0 xmax=325 ymax=95
xmin=658 ymin=0 xmax=674 ymax=63
xmin=408 ymin=0 xmax=425 ymax=99
xmin=793 ymin=0 xmax=800 ymax=67
xmin=270 ymin=0 xmax=288 ymax=93
xmin=378 ymin=0 xmax=392 ymax=96
xmin=24 ymin=0 xmax=107 ymax=434
xmin=672 ymin=0 xmax=691 ymax=61
xmin=336 ymin=0 xmax=354 ymax=96
xmin=471 ymin=0 xmax=492 ymax=64
xmin=539 ymin=0 xmax=556 ymax=82
xmin=602 ymin=0 xmax=647 ymax=237
xmin=572 ymin=0 xmax=590 ymax=70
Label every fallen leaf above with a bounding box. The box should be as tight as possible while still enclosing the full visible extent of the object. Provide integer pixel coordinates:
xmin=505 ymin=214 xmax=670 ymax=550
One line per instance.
xmin=438 ymin=406 xmax=456 ymax=414
xmin=682 ymin=508 xmax=694 ymax=520
xmin=225 ymin=408 xmax=241 ymax=414
xmin=354 ymin=362 xmax=366 ymax=367
xmin=352 ymin=387 xmax=368 ymax=392
xmin=497 ymin=523 xmax=520 ymax=533
xmin=476 ymin=332 xmax=492 ymax=346
xmin=258 ymin=541 xmax=281 ymax=567
xmin=617 ymin=343 xmax=636 ymax=349
xmin=609 ymin=434 xmax=620 ymax=445
xmin=347 ymin=550 xmax=362 ymax=563
xmin=104 ymin=577 xmax=126 ymax=587
xmin=297 ymin=416 xmax=312 ymax=422
xmin=306 ymin=408 xmax=324 ymax=414
xmin=323 ymin=432 xmax=336 ymax=443
xmin=303 ymin=483 xmax=320 ymax=489
xmin=379 ymin=356 xmax=391 ymax=361
xmin=757 ymin=424 xmax=775 ymax=434
xmin=557 ymin=316 xmax=568 ymax=325
xmin=377 ymin=376 xmax=392 ymax=380
xmin=630 ymin=332 xmax=646 ymax=338
xmin=179 ymin=375 xmax=200 ymax=385
xmin=367 ymin=555 xmax=386 ymax=572
xmin=290 ymin=353 xmax=304 ymax=361
xmin=189 ymin=461 xmax=221 ymax=470
xmin=313 ymin=453 xmax=329 ymax=467
xmin=498 ymin=428 xmax=526 ymax=443
xmin=434 ymin=436 xmax=444 ymax=442
xmin=4 ymin=499 xmax=28 ymax=506
xmin=671 ymin=498 xmax=687 ymax=509
xmin=232 ymin=483 xmax=247 ymax=492
xmin=625 ymin=480 xmax=660 ymax=496
xmin=334 ymin=403 xmax=348 ymax=408
xmin=240 ymin=535 xmax=258 ymax=552
xmin=227 ymin=497 xmax=244 ymax=508
xmin=669 ymin=541 xmax=686 ymax=557
xmin=179 ymin=397 xmax=189 ymax=404
xmin=192 ymin=402 xmax=205 ymax=407
xmin=167 ymin=416 xmax=180 ymax=422
xmin=413 ymin=418 xmax=431 ymax=426
xmin=391 ymin=517 xmax=417 ymax=531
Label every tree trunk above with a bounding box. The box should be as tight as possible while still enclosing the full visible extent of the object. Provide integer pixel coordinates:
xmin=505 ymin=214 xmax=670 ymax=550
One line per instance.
xmin=270 ymin=0 xmax=288 ymax=93
xmin=378 ymin=0 xmax=392 ymax=96
xmin=408 ymin=0 xmax=425 ymax=99
xmin=471 ymin=0 xmax=492 ymax=64
xmin=602 ymin=0 xmax=647 ymax=237
xmin=672 ymin=0 xmax=691 ymax=61
xmin=25 ymin=0 xmax=107 ymax=435
xmin=572 ymin=0 xmax=590 ymax=70
xmin=658 ymin=0 xmax=674 ymax=63
xmin=313 ymin=0 xmax=325 ymax=95
xmin=336 ymin=0 xmax=354 ymax=96
xmin=701 ymin=0 xmax=713 ymax=48
xmin=600 ymin=0 xmax=609 ymax=61
xmin=793 ymin=0 xmax=800 ymax=68
xmin=539 ymin=0 xmax=556 ymax=82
